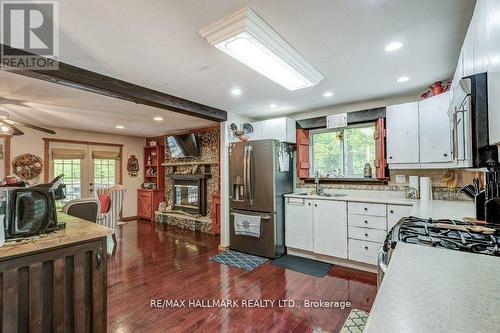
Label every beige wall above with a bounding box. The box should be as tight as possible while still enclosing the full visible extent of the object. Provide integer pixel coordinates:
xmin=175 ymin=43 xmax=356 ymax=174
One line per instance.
xmin=8 ymin=126 xmax=144 ymax=217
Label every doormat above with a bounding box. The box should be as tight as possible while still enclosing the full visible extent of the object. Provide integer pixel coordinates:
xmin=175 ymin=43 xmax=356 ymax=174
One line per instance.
xmin=340 ymin=309 xmax=369 ymax=333
xmin=209 ymin=250 xmax=268 ymax=271
xmin=271 ymin=255 xmax=333 ymax=277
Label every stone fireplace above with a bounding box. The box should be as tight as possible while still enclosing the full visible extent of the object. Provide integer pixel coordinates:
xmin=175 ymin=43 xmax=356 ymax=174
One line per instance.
xmin=171 ymin=174 xmax=207 ymax=216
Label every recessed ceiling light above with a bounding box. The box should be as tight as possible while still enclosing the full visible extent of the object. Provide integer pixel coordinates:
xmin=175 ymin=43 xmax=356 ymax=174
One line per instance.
xmin=397 ymin=76 xmax=410 ymax=83
xmin=153 ymin=116 xmax=164 ymax=121
xmin=231 ymin=88 xmax=242 ymax=96
xmin=115 ymin=125 xmax=125 ymax=129
xmin=385 ymin=42 xmax=403 ymax=52
xmin=269 ymin=103 xmax=277 ymax=108
xmin=323 ymin=91 xmax=333 ymax=98
xmin=200 ymin=8 xmax=324 ymax=91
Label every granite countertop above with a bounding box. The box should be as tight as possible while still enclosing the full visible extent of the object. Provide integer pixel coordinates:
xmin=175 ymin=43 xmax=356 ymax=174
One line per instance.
xmin=364 ymin=243 xmax=500 ymax=333
xmin=284 ymin=192 xmax=416 ymax=205
xmin=0 ymin=213 xmax=112 ymax=260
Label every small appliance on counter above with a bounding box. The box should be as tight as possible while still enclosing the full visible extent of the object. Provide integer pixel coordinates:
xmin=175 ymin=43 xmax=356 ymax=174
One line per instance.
xmin=378 ymin=216 xmax=500 ymax=286
xmin=0 ymin=174 xmax=65 ymax=239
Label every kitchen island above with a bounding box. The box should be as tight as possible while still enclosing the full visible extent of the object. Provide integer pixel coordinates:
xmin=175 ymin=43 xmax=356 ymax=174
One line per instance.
xmin=0 ymin=213 xmax=112 ymax=332
xmin=364 ymin=242 xmax=500 ymax=333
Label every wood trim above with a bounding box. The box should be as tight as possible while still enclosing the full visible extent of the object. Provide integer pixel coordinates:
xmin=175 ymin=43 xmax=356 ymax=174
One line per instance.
xmin=296 ymin=107 xmax=386 ymax=129
xmin=4 ymin=136 xmax=11 ymax=176
xmin=42 ymin=138 xmax=123 ymax=147
xmin=119 ymin=146 xmax=123 ymax=185
xmin=1 ymin=44 xmax=227 ymax=122
xmin=120 ymin=216 xmax=137 ymax=222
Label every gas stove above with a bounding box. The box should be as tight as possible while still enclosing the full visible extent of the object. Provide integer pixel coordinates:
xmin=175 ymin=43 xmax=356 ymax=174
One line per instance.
xmin=390 ymin=216 xmax=500 ymax=256
xmin=378 ymin=217 xmax=500 ymax=287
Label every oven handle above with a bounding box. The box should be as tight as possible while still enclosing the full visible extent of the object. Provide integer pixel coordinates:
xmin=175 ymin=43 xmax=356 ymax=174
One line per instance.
xmin=230 ymin=212 xmax=271 ymax=220
xmin=378 ymin=249 xmax=388 ymax=274
xmin=243 ymin=145 xmax=248 ymax=205
xmin=247 ymin=145 xmax=254 ymax=206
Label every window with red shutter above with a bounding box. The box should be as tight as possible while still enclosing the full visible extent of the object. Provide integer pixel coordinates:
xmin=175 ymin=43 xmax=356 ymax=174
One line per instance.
xmin=296 ymin=128 xmax=310 ymax=179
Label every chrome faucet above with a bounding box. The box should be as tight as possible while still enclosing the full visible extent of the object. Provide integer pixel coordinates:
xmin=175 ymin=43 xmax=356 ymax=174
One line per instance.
xmin=315 ymin=171 xmax=323 ymax=195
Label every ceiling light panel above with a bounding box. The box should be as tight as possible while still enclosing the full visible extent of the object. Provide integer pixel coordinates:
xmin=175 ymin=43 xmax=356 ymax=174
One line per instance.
xmin=200 ymin=7 xmax=324 ymax=91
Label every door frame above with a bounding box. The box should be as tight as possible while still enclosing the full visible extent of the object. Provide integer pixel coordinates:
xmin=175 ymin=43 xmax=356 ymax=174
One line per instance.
xmin=43 ymin=138 xmax=123 ymax=185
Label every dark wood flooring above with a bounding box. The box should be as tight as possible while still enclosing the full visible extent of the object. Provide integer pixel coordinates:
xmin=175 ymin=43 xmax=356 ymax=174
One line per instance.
xmin=107 ymin=221 xmax=377 ymax=333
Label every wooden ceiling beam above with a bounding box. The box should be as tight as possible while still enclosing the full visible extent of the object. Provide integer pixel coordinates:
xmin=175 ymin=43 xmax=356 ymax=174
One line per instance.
xmin=0 ymin=44 xmax=227 ymax=122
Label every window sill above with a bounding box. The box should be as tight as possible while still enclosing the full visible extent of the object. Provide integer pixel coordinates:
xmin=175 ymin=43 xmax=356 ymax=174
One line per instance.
xmin=302 ymin=177 xmax=387 ymax=185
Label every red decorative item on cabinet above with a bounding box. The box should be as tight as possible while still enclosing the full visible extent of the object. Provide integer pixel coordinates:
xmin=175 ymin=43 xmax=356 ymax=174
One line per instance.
xmin=430 ymin=81 xmax=444 ymax=96
xmin=211 ymin=194 xmax=221 ymax=234
xmin=138 ymin=138 xmax=165 ymax=222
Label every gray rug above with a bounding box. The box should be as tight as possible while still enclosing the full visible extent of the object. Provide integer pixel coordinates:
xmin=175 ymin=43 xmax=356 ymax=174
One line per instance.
xmin=210 ymin=250 xmax=268 ymax=271
xmin=272 ymin=254 xmax=333 ymax=277
xmin=340 ymin=309 xmax=369 ymax=333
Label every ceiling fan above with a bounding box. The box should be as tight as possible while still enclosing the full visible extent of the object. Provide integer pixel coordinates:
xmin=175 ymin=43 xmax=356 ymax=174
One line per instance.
xmin=0 ymin=110 xmax=56 ymax=136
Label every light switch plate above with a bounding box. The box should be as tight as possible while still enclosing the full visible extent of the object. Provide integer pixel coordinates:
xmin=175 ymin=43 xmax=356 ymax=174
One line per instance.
xmin=395 ymin=175 xmax=406 ymax=184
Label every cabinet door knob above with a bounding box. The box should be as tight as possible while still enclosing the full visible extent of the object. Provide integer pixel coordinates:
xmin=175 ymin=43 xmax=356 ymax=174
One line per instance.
xmin=444 ymin=153 xmax=448 ymax=157
xmin=364 ymin=207 xmax=368 ymax=211
xmin=308 ymin=203 xmax=311 ymax=206
xmin=364 ymin=220 xmax=368 ymax=224
xmin=390 ymin=210 xmax=394 ymax=214
xmin=314 ymin=204 xmax=318 ymax=207
xmin=364 ymin=246 xmax=369 ymax=250
xmin=389 ymin=156 xmax=393 ymax=159
xmin=365 ymin=233 xmax=368 ymax=237
xmin=96 ymin=251 xmax=103 ymax=268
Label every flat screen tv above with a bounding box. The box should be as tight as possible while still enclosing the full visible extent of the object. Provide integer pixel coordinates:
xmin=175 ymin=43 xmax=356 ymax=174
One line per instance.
xmin=166 ymin=133 xmax=200 ymax=158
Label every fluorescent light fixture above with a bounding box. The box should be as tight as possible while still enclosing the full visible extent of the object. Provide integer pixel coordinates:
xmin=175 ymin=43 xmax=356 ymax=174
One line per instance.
xmin=397 ymin=76 xmax=409 ymax=83
xmin=231 ymin=88 xmax=242 ymax=96
xmin=153 ymin=116 xmax=164 ymax=121
xmin=200 ymin=7 xmax=324 ymax=91
xmin=269 ymin=103 xmax=277 ymax=108
xmin=323 ymin=91 xmax=333 ymax=98
xmin=385 ymin=42 xmax=403 ymax=52
xmin=115 ymin=125 xmax=125 ymax=129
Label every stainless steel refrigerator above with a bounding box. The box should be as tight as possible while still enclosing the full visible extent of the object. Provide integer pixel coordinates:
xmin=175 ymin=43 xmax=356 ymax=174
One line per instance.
xmin=229 ymin=139 xmax=293 ymax=258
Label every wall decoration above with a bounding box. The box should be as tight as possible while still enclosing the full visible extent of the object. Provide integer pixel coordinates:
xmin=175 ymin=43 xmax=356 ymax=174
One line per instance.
xmin=0 ymin=144 xmax=3 ymax=160
xmin=12 ymin=153 xmax=43 ymax=180
xmin=420 ymin=80 xmax=451 ymax=99
xmin=127 ymin=154 xmax=139 ymax=177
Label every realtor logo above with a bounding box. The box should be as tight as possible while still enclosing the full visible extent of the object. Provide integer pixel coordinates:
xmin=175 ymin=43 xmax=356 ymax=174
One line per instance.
xmin=1 ymin=1 xmax=59 ymax=70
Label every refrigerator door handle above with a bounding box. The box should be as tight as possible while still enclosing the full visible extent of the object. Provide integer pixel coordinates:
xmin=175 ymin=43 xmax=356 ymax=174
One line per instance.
xmin=243 ymin=145 xmax=248 ymax=205
xmin=247 ymin=145 xmax=254 ymax=206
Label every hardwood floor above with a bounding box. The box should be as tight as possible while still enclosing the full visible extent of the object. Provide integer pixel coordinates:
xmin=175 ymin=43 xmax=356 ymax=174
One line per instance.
xmin=107 ymin=221 xmax=377 ymax=333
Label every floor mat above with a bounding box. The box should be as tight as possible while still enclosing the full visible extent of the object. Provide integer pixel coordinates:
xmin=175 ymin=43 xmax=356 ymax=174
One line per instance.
xmin=340 ymin=309 xmax=369 ymax=333
xmin=209 ymin=250 xmax=268 ymax=271
xmin=271 ymin=254 xmax=333 ymax=277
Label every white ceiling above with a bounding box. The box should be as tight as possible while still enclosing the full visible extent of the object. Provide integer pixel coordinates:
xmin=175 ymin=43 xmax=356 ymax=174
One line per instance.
xmin=1 ymin=0 xmax=475 ymax=134
xmin=0 ymin=71 xmax=215 ymax=137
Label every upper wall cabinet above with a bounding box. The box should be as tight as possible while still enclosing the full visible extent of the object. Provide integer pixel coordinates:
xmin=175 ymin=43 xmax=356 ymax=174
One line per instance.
xmin=230 ymin=117 xmax=296 ymax=143
xmin=418 ymin=92 xmax=452 ymax=163
xmin=386 ymin=102 xmax=419 ymax=164
xmin=387 ymin=92 xmax=452 ymax=168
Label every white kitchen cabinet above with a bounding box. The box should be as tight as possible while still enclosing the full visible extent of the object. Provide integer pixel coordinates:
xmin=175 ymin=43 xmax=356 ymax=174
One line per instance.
xmin=387 ymin=205 xmax=413 ymax=230
xmin=313 ymin=200 xmax=347 ymax=259
xmin=386 ymin=102 xmax=420 ymax=164
xmin=418 ymin=92 xmax=452 ymax=163
xmin=462 ymin=25 xmax=474 ymax=77
xmin=285 ymin=198 xmax=313 ymax=251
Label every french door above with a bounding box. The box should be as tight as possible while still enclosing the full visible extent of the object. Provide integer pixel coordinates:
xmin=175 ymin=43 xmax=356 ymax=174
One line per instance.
xmin=49 ymin=143 xmax=120 ymax=200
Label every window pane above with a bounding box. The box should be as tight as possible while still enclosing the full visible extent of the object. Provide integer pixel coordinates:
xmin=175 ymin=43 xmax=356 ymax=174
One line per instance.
xmin=312 ymin=131 xmax=343 ymax=177
xmin=344 ymin=126 xmax=375 ymax=177
xmin=53 ymin=159 xmax=81 ymax=201
xmin=94 ymin=159 xmax=117 ymax=190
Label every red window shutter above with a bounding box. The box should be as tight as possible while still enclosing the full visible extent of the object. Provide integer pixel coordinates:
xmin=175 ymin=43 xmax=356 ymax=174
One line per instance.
xmin=375 ymin=118 xmax=388 ymax=179
xmin=296 ymin=128 xmax=310 ymax=179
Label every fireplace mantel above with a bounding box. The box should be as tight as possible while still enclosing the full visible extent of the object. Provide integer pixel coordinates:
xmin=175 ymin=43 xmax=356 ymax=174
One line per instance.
xmin=170 ymin=174 xmax=210 ymax=180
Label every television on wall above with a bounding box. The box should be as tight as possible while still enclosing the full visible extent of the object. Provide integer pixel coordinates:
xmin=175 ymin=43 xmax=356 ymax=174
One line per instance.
xmin=166 ymin=133 xmax=200 ymax=158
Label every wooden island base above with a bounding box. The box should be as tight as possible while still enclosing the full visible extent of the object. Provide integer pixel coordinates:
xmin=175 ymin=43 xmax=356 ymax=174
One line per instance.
xmin=0 ymin=213 xmax=112 ymax=332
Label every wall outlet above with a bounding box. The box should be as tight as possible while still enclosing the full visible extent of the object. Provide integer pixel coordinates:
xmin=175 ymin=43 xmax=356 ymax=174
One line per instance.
xmin=395 ymin=175 xmax=406 ymax=184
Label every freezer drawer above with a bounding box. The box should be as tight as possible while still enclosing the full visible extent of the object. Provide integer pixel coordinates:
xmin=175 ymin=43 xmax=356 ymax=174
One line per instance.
xmin=229 ymin=210 xmax=284 ymax=259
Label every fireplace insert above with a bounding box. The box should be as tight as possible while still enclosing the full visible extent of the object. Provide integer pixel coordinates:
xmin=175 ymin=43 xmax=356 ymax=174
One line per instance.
xmin=172 ymin=175 xmax=207 ymax=216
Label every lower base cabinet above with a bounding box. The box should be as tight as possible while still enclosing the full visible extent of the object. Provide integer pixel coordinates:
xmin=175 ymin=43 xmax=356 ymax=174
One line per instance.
xmin=0 ymin=238 xmax=107 ymax=332
xmin=137 ymin=189 xmax=164 ymax=221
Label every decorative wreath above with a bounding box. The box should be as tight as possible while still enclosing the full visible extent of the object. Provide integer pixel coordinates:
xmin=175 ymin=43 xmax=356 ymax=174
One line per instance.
xmin=12 ymin=153 xmax=43 ymax=180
